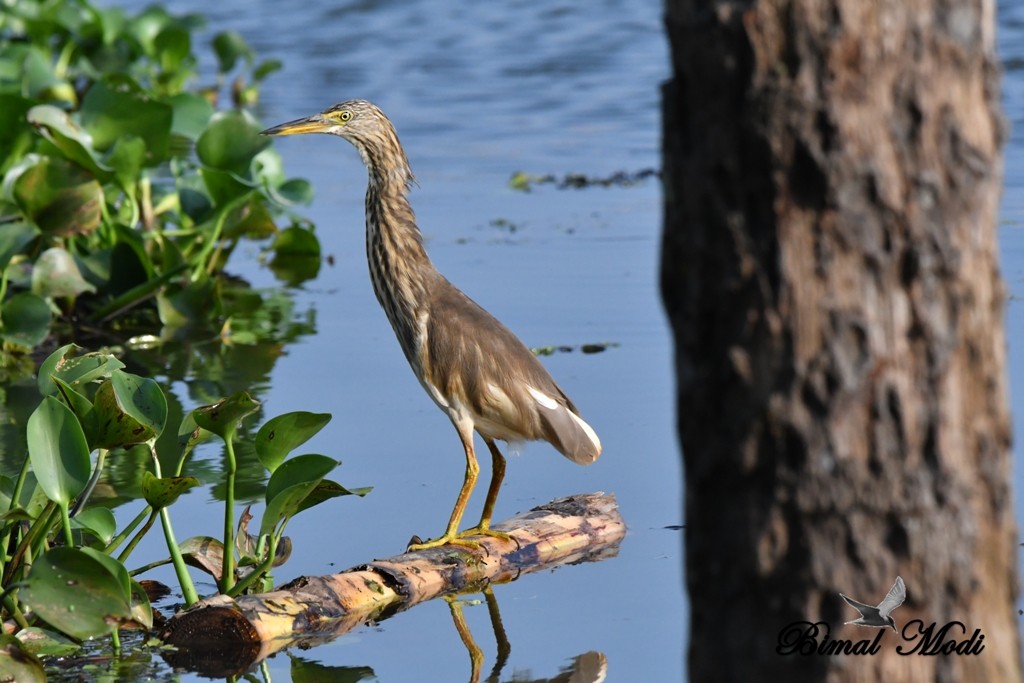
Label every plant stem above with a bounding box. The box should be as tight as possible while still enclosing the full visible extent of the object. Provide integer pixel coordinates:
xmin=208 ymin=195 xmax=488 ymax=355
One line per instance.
xmin=128 ymin=557 xmax=171 ymax=577
xmin=221 ymin=438 xmax=238 ymax=593
xmin=91 ymin=262 xmax=188 ymax=321
xmin=227 ymin=532 xmax=276 ymax=598
xmin=70 ymin=448 xmax=107 ymax=517
xmin=159 ymin=506 xmax=198 ymax=606
xmin=150 ymin=443 xmax=199 ymax=606
xmin=0 ymin=454 xmax=32 ymax=581
xmin=116 ymin=508 xmax=158 ymax=565
xmin=1 ymin=594 xmax=29 ymax=631
xmin=105 ymin=506 xmax=151 ymax=555
xmin=59 ymin=504 xmax=73 ymax=547
xmin=110 ymin=627 xmax=121 ymax=652
xmin=193 ymin=192 xmax=251 ymax=280
xmin=8 ymin=502 xmax=57 ymax=580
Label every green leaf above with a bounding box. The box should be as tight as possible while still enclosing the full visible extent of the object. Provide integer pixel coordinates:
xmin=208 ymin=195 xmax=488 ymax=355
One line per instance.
xmin=19 ymin=46 xmax=74 ymax=105
xmin=154 ymin=25 xmax=191 ymax=74
xmin=274 ymin=178 xmax=315 ymax=205
xmin=176 ymin=411 xmax=206 ymax=463
xmin=191 ymin=391 xmax=260 ymax=440
xmin=260 ymin=454 xmax=338 ymax=537
xmin=271 ymin=226 xmax=321 ymax=257
xmin=254 ymin=411 xmax=331 ymax=473
xmin=113 ymin=370 xmax=167 ymax=437
xmin=129 ymin=579 xmax=154 ymax=630
xmin=27 ymin=397 xmax=91 ymax=506
xmin=130 ymin=6 xmax=172 ymax=56
xmin=200 ymin=167 xmax=256 ymax=205
xmin=252 ymin=59 xmax=283 ymax=82
xmin=294 ymin=479 xmax=372 ymax=517
xmin=197 ymin=109 xmax=270 ymax=176
xmin=106 ymin=135 xmax=146 ymax=193
xmin=166 ymin=92 xmax=213 ymax=140
xmin=81 ymin=547 xmax=131 ymax=601
xmin=14 ymin=627 xmax=80 ymax=658
xmin=0 ymin=292 xmax=51 ymax=349
xmin=0 ymin=94 xmax=35 ymax=174
xmin=37 ymin=344 xmax=125 ymax=397
xmin=212 ymin=31 xmax=253 ymax=72
xmin=289 ymin=654 xmax=375 ymax=683
xmin=0 ymin=220 xmax=38 ymax=270
xmin=155 ymin=275 xmax=218 ymax=327
xmin=0 ymin=635 xmax=45 ymax=683
xmin=22 ymin=547 xmax=133 ymax=640
xmin=25 ymin=105 xmax=113 ymax=180
xmin=71 ymin=506 xmax=116 ymax=545
xmin=11 ymin=156 xmax=103 ymax=236
xmin=268 ymin=253 xmax=322 ymax=287
xmin=92 ymin=370 xmax=167 ymax=449
xmin=31 ymin=247 xmax=97 ymax=298
xmin=223 ymin=195 xmax=276 ymax=240
xmin=79 ymin=80 xmax=173 ymax=164
xmin=141 ymin=470 xmax=199 ymax=508
xmin=51 ymin=376 xmax=99 ymax=450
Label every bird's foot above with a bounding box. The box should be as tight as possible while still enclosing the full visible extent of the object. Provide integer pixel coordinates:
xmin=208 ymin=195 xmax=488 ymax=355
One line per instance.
xmin=405 ymin=526 xmax=519 ymax=554
xmin=406 ymin=533 xmax=485 ymax=553
xmin=459 ymin=525 xmax=521 ymax=550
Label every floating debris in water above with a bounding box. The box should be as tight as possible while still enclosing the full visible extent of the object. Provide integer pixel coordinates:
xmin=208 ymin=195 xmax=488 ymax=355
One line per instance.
xmin=531 ymin=341 xmax=620 ymax=356
xmin=510 ymin=168 xmax=659 ymax=192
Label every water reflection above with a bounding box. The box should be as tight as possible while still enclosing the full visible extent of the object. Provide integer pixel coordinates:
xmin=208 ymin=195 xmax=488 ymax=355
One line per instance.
xmin=158 ymin=558 xmax=611 ymax=680
xmin=447 ymin=587 xmax=607 ymax=683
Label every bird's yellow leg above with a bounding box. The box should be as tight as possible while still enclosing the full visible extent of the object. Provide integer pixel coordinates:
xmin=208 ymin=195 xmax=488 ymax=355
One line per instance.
xmin=444 ymin=594 xmax=484 ymax=683
xmin=461 ymin=440 xmax=518 ymax=547
xmin=408 ymin=423 xmax=481 ymax=551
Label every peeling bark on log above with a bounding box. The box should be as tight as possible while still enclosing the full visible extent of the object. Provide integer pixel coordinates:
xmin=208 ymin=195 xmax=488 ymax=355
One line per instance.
xmin=159 ymin=493 xmax=624 ymax=672
xmin=662 ymin=0 xmax=1020 ymax=680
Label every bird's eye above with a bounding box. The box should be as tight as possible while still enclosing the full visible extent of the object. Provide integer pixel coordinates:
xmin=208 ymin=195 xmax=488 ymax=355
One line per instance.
xmin=338 ymin=110 xmax=352 ymax=122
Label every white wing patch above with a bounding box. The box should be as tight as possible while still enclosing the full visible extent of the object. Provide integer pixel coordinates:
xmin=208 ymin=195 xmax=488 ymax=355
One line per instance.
xmin=486 ymin=382 xmax=518 ymax=417
xmin=527 ymin=385 xmax=559 ymax=409
xmin=569 ymin=409 xmax=602 ymax=453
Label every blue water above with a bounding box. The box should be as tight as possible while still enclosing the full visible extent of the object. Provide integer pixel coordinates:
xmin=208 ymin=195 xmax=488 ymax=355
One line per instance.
xmin=101 ymin=0 xmax=682 ymax=681
xmin=1000 ymin=0 xmax=1024 ymax=646
xmin=60 ymin=0 xmax=1024 ymax=679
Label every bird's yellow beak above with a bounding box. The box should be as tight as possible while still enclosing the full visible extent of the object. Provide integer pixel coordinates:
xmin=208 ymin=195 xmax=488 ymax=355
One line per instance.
xmin=260 ymin=114 xmax=331 ymax=137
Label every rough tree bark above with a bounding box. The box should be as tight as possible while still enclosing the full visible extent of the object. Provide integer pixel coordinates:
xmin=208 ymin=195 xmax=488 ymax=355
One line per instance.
xmin=661 ymin=0 xmax=1019 ymax=680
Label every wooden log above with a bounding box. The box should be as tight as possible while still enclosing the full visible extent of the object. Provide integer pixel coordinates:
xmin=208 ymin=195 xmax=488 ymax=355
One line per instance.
xmin=159 ymin=492 xmax=624 ymax=671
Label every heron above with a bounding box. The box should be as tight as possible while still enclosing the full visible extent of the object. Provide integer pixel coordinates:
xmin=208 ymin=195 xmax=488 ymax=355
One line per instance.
xmin=261 ymin=100 xmax=601 ymax=550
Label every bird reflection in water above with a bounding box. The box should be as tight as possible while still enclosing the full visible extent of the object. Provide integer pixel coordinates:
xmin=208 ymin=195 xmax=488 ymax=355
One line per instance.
xmin=444 ymin=586 xmax=607 ymax=683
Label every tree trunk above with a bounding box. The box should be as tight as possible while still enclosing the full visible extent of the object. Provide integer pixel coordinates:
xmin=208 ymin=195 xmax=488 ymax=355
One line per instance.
xmin=661 ymin=0 xmax=1019 ymax=680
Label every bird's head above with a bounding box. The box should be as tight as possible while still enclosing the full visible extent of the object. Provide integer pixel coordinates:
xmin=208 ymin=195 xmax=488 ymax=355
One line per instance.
xmin=261 ymin=99 xmax=386 ymax=139
xmin=261 ymin=99 xmax=412 ymax=186
xmin=886 ymin=616 xmax=897 ymax=633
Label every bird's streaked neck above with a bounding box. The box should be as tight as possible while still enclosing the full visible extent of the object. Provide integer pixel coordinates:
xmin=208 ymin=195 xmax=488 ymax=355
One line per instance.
xmin=352 ymin=133 xmax=414 ymax=192
xmin=357 ymin=130 xmax=436 ymax=365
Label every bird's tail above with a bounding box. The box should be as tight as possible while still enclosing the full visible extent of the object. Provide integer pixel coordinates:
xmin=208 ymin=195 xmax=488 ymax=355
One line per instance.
xmin=538 ymin=402 xmax=602 ymax=465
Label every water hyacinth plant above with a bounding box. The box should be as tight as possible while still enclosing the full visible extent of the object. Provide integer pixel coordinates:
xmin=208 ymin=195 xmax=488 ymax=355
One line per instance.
xmin=1 ymin=344 xmax=368 ymax=667
xmin=0 ymin=0 xmax=320 ymax=368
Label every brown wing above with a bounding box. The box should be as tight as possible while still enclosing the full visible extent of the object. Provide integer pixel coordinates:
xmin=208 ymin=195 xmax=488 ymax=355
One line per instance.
xmin=423 ymin=276 xmax=601 ymax=464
